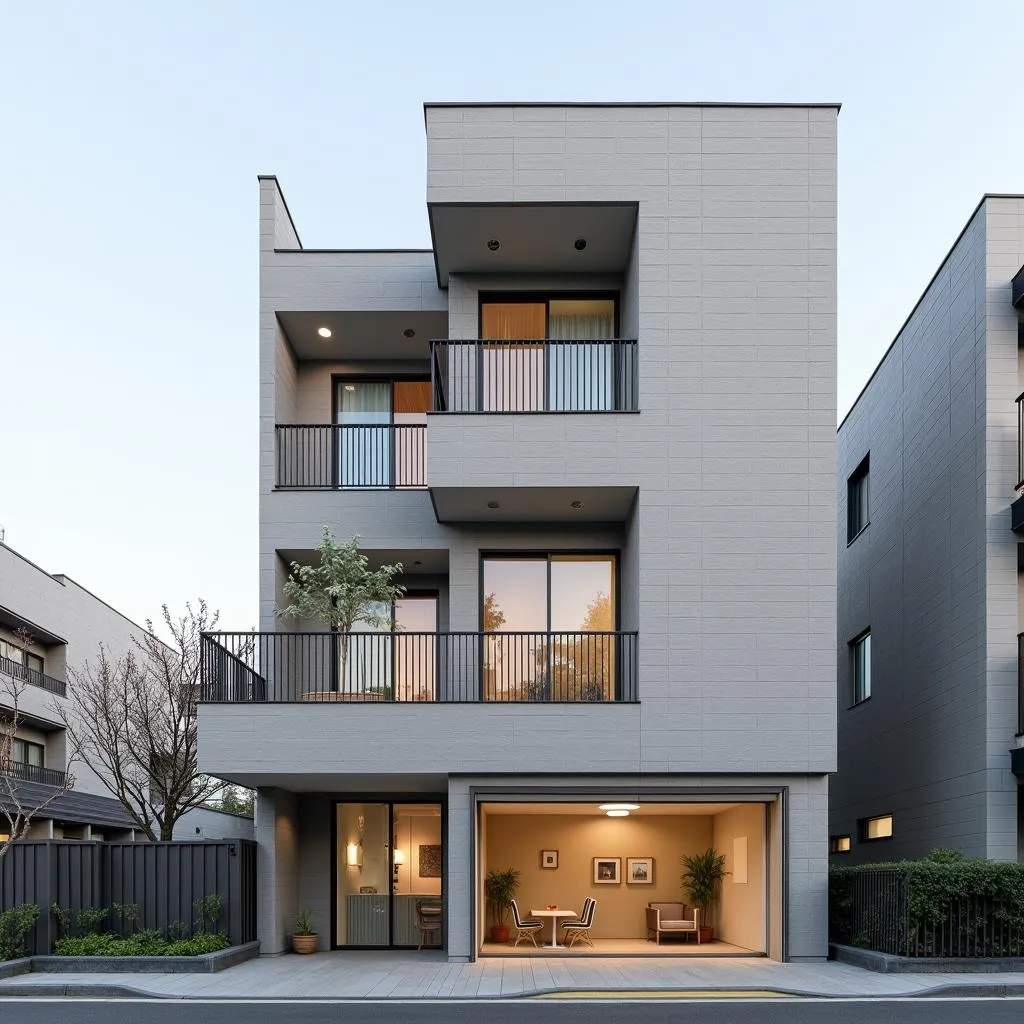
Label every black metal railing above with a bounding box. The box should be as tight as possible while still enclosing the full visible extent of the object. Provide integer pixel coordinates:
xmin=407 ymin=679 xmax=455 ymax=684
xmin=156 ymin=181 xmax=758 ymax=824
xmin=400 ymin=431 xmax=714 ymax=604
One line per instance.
xmin=0 ymin=760 xmax=70 ymax=788
xmin=1017 ymin=393 xmax=1024 ymax=492
xmin=275 ymin=424 xmax=427 ymax=489
xmin=830 ymin=866 xmax=1024 ymax=957
xmin=1018 ymin=633 xmax=1024 ymax=736
xmin=0 ymin=655 xmax=67 ymax=697
xmin=199 ymin=630 xmax=638 ymax=704
xmin=431 ymin=340 xmax=638 ymax=413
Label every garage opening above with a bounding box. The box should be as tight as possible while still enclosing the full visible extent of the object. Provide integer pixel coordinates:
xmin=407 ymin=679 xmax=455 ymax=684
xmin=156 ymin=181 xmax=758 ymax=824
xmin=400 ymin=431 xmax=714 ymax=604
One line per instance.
xmin=477 ymin=800 xmax=769 ymax=956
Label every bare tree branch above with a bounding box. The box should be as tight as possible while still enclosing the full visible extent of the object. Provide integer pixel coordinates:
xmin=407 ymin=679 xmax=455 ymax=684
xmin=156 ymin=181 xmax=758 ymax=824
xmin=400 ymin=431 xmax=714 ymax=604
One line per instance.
xmin=54 ymin=602 xmax=227 ymax=842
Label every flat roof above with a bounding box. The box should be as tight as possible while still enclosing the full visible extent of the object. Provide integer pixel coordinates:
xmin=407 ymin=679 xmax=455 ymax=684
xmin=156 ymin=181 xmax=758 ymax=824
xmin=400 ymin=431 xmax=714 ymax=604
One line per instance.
xmin=424 ymin=101 xmax=842 ymax=109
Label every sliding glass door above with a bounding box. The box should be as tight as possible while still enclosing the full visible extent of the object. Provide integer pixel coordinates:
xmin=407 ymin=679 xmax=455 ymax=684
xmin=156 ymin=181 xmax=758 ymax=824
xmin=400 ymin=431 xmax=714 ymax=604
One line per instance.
xmin=481 ymin=554 xmax=617 ymax=700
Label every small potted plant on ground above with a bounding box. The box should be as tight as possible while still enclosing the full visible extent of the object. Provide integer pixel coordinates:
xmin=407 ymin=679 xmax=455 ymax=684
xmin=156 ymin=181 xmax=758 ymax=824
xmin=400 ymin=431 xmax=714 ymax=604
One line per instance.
xmin=484 ymin=867 xmax=520 ymax=944
xmin=292 ymin=909 xmax=318 ymax=954
xmin=680 ymin=848 xmax=727 ymax=943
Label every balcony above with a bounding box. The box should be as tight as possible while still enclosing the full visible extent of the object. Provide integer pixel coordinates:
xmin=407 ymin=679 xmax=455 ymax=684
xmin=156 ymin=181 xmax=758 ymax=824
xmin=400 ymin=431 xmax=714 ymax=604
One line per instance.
xmin=1013 ymin=394 xmax=1024 ymax=533
xmin=199 ymin=630 xmax=638 ymax=704
xmin=275 ymin=424 xmax=427 ymax=490
xmin=0 ymin=654 xmax=66 ymax=697
xmin=1 ymin=760 xmax=70 ymax=788
xmin=430 ymin=339 xmax=638 ymax=414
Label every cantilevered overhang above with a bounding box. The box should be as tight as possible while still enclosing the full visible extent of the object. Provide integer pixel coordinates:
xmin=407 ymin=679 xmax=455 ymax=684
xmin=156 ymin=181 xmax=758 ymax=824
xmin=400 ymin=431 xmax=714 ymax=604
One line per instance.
xmin=430 ymin=485 xmax=636 ymax=524
xmin=1012 ymin=264 xmax=1024 ymax=309
xmin=428 ymin=202 xmax=637 ymax=287
xmin=277 ymin=310 xmax=449 ymax=362
xmin=0 ymin=604 xmax=65 ymax=646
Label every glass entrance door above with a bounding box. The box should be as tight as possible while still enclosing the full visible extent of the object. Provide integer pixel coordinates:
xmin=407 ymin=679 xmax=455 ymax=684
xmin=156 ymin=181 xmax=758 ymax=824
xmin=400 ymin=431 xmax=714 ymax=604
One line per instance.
xmin=335 ymin=800 xmax=444 ymax=949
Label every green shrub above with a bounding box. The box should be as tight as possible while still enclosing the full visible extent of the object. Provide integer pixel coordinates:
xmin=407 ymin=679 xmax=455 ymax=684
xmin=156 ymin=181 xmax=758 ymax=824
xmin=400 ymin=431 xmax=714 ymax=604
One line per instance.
xmin=54 ymin=930 xmax=229 ymax=957
xmin=193 ymin=894 xmax=223 ymax=934
xmin=0 ymin=904 xmax=40 ymax=961
xmin=52 ymin=904 xmax=110 ymax=938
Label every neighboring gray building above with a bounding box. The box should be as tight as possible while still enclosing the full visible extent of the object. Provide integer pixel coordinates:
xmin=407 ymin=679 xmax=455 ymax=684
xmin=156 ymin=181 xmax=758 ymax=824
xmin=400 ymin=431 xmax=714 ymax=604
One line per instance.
xmin=832 ymin=195 xmax=1024 ymax=864
xmin=199 ymin=101 xmax=839 ymax=961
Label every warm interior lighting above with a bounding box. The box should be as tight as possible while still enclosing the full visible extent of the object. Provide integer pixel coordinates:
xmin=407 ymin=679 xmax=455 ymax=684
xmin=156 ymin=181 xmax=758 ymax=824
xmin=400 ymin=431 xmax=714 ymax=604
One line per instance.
xmin=346 ymin=842 xmax=362 ymax=867
xmin=606 ymin=810 xmax=630 ymax=817
xmin=393 ymin=849 xmax=404 ymax=865
xmin=865 ymin=815 xmax=893 ymax=840
xmin=598 ymin=803 xmax=639 ymax=812
xmin=317 ymin=327 xmax=332 ymax=338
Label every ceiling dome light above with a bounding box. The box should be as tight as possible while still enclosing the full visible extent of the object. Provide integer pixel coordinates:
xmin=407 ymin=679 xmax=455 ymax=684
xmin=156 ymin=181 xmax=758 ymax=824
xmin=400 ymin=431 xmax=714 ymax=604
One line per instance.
xmin=403 ymin=328 xmax=416 ymax=338
xmin=487 ymin=239 xmax=500 ymax=251
xmin=598 ymin=803 xmax=639 ymax=812
xmin=570 ymin=500 xmax=584 ymax=511
xmin=317 ymin=327 xmax=332 ymax=338
xmin=574 ymin=238 xmax=587 ymax=251
xmin=606 ymin=810 xmax=630 ymax=817
xmin=487 ymin=501 xmax=500 ymax=509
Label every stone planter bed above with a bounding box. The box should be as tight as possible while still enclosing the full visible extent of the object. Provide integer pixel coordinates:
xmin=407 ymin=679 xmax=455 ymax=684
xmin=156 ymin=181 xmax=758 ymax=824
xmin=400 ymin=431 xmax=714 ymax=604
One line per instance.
xmin=0 ymin=940 xmax=259 ymax=976
xmin=831 ymin=942 xmax=1024 ymax=974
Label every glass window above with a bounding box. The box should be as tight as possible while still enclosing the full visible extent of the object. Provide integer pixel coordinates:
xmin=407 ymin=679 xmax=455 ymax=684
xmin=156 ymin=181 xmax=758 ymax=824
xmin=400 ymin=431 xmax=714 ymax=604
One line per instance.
xmin=0 ymin=639 xmax=24 ymax=665
xmin=12 ymin=738 xmax=44 ymax=767
xmin=25 ymin=652 xmax=43 ymax=675
xmin=847 ymin=455 xmax=869 ymax=542
xmin=861 ymin=815 xmax=893 ymax=841
xmin=852 ymin=631 xmax=871 ymax=704
xmin=829 ymin=835 xmax=851 ymax=854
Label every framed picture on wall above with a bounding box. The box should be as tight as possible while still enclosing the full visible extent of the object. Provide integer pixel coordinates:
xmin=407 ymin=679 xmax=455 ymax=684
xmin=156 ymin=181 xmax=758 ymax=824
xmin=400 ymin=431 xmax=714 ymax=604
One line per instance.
xmin=627 ymin=857 xmax=654 ymax=884
xmin=540 ymin=849 xmax=559 ymax=869
xmin=593 ymin=857 xmax=621 ymax=884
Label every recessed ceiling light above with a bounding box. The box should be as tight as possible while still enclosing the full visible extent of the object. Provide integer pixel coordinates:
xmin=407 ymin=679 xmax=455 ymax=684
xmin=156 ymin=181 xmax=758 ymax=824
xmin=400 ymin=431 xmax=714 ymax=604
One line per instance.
xmin=487 ymin=501 xmax=500 ymax=509
xmin=606 ymin=810 xmax=630 ymax=817
xmin=413 ymin=560 xmax=422 ymax=566
xmin=487 ymin=239 xmax=500 ymax=251
xmin=403 ymin=328 xmax=416 ymax=338
xmin=598 ymin=803 xmax=639 ymax=812
xmin=344 ymin=385 xmax=356 ymax=392
xmin=570 ymin=500 xmax=585 ymax=511
xmin=317 ymin=327 xmax=332 ymax=338
xmin=574 ymin=238 xmax=587 ymax=251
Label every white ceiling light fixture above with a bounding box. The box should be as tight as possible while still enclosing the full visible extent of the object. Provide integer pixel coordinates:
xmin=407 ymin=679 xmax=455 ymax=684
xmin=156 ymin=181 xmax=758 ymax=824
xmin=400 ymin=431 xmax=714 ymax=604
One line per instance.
xmin=317 ymin=327 xmax=332 ymax=338
xmin=606 ymin=810 xmax=630 ymax=817
xmin=598 ymin=803 xmax=639 ymax=812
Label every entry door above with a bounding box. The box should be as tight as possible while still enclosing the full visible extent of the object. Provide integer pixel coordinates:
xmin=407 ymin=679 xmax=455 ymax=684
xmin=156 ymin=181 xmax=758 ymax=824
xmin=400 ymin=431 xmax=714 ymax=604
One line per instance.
xmin=336 ymin=802 xmax=391 ymax=946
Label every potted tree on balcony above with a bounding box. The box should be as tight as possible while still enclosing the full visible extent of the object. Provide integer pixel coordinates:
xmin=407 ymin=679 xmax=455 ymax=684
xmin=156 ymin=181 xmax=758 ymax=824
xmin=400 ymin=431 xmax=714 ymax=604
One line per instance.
xmin=484 ymin=867 xmax=520 ymax=944
xmin=277 ymin=528 xmax=405 ymax=697
xmin=680 ymin=848 xmax=727 ymax=943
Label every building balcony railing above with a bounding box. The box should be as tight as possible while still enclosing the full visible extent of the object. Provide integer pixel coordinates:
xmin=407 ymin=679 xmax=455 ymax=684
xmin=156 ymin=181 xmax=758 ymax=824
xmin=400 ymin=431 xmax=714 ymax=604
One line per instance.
xmin=275 ymin=424 xmax=427 ymax=490
xmin=0 ymin=654 xmax=66 ymax=697
xmin=430 ymin=339 xmax=638 ymax=413
xmin=0 ymin=760 xmax=70 ymax=788
xmin=200 ymin=630 xmax=638 ymax=704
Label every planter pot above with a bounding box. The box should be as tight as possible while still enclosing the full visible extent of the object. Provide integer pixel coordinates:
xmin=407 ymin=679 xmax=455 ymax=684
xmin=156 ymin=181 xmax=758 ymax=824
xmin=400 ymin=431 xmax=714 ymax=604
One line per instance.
xmin=490 ymin=926 xmax=510 ymax=944
xmin=291 ymin=934 xmax=318 ymax=954
xmin=698 ymin=926 xmax=713 ymax=944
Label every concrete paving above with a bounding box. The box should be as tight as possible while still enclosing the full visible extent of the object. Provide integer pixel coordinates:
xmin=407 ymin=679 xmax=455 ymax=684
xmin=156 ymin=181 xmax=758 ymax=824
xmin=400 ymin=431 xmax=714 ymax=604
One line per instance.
xmin=4 ymin=952 xmax=1024 ymax=999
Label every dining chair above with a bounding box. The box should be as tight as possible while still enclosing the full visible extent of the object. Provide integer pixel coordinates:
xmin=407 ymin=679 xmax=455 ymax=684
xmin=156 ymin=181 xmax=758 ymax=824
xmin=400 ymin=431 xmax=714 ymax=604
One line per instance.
xmin=416 ymin=899 xmax=443 ymax=950
xmin=509 ymin=899 xmax=542 ymax=947
xmin=560 ymin=897 xmax=596 ymax=948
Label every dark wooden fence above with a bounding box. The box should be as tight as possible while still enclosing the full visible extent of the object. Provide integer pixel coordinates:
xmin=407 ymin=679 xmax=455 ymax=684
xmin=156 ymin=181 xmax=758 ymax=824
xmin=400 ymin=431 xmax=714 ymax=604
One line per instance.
xmin=0 ymin=840 xmax=257 ymax=955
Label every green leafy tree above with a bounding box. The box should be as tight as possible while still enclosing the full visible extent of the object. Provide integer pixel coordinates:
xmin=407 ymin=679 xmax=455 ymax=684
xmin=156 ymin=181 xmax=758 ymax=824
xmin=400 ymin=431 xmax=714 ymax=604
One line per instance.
xmin=277 ymin=529 xmax=405 ymax=691
xmin=218 ymin=786 xmax=254 ymax=816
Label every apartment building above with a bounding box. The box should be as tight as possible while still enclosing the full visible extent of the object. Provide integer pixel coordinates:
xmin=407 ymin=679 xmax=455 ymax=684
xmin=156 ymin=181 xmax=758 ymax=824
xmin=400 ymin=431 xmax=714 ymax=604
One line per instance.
xmin=199 ymin=101 xmax=839 ymax=961
xmin=832 ymin=195 xmax=1024 ymax=863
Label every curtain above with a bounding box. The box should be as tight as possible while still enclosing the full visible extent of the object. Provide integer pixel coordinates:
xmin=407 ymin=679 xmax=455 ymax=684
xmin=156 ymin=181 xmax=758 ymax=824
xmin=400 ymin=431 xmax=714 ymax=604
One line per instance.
xmin=548 ymin=303 xmax=615 ymax=411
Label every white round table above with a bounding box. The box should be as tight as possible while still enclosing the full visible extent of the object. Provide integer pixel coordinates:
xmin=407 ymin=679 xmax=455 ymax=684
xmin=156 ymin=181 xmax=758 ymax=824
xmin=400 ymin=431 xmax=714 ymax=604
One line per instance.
xmin=530 ymin=908 xmax=577 ymax=949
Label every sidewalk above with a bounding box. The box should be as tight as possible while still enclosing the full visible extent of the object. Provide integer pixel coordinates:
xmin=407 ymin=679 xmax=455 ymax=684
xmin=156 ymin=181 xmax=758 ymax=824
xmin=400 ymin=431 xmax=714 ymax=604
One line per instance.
xmin=4 ymin=952 xmax=1024 ymax=999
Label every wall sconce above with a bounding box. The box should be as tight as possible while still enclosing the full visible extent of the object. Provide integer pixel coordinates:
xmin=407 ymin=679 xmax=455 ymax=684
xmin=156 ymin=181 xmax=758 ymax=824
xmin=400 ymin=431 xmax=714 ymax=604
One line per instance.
xmin=347 ymin=842 xmax=363 ymax=868
xmin=393 ymin=848 xmax=403 ymax=879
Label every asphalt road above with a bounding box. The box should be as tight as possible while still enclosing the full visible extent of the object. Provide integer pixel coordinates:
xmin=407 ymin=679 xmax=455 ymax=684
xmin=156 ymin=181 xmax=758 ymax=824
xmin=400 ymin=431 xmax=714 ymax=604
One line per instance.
xmin=5 ymin=999 xmax=1024 ymax=1024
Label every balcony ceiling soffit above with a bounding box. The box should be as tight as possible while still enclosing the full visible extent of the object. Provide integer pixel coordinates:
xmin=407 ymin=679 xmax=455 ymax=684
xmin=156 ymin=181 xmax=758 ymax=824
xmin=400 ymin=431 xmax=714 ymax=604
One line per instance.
xmin=278 ymin=310 xmax=448 ymax=362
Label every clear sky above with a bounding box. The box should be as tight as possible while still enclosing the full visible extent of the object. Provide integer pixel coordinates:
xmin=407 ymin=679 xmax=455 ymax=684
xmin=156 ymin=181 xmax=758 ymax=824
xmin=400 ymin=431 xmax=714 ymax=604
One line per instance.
xmin=1 ymin=1 xmax=1022 ymax=632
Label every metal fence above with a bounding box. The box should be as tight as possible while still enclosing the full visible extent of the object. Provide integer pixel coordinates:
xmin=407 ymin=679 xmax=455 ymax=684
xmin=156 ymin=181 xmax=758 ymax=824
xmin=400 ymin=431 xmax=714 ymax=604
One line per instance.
xmin=200 ymin=630 xmax=639 ymax=704
xmin=275 ymin=424 xmax=427 ymax=489
xmin=0 ymin=839 xmax=257 ymax=955
xmin=0 ymin=761 xmax=70 ymax=788
xmin=431 ymin=339 xmax=639 ymax=413
xmin=830 ymin=867 xmax=1024 ymax=958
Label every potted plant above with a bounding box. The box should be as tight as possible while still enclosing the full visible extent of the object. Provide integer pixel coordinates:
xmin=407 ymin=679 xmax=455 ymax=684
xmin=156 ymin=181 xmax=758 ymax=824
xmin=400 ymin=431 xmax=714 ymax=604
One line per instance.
xmin=484 ymin=867 xmax=520 ymax=943
xmin=277 ymin=529 xmax=405 ymax=694
xmin=291 ymin=909 xmax=318 ymax=954
xmin=680 ymin=848 xmax=727 ymax=943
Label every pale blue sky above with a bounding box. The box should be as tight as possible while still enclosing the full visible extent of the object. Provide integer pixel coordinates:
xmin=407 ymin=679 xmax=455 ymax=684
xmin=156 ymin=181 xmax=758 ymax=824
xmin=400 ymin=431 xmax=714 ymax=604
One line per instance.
xmin=1 ymin=1 xmax=1021 ymax=631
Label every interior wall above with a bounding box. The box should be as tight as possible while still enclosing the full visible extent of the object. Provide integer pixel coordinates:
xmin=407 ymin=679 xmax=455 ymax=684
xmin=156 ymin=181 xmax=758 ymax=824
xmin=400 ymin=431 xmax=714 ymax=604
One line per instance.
xmin=294 ymin=361 xmax=431 ymax=423
xmin=712 ymin=803 xmax=766 ymax=952
xmin=392 ymin=808 xmax=442 ymax=897
xmin=484 ymin=812 xmax=713 ymax=940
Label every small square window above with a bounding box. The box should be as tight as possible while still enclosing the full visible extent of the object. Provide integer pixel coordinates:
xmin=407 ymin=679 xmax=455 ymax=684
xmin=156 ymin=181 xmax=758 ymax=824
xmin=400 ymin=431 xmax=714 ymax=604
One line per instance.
xmin=830 ymin=835 xmax=851 ymax=854
xmin=847 ymin=455 xmax=870 ymax=542
xmin=860 ymin=814 xmax=893 ymax=841
xmin=851 ymin=630 xmax=871 ymax=705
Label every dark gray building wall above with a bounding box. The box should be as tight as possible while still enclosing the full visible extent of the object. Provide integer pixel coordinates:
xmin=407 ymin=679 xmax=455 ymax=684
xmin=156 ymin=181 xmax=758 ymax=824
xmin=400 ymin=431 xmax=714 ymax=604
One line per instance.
xmin=833 ymin=197 xmax=1024 ymax=863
